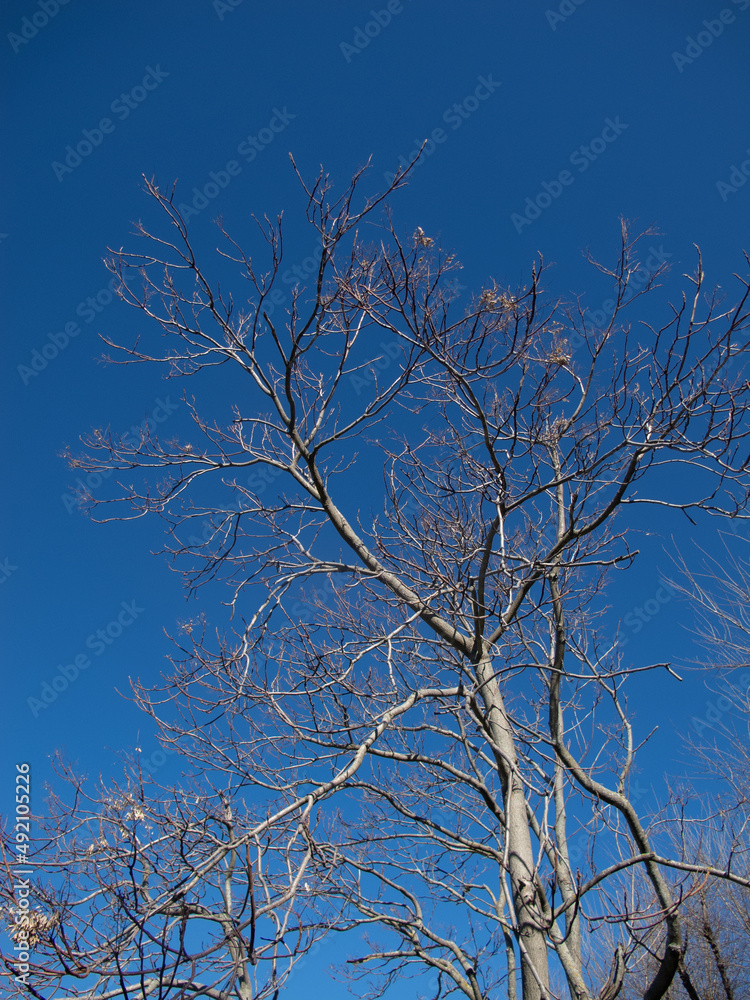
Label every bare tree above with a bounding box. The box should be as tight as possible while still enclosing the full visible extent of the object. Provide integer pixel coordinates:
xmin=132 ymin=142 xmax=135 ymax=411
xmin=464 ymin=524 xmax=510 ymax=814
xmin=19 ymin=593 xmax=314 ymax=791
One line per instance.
xmin=1 ymin=752 xmax=332 ymax=1000
xmin=676 ymin=850 xmax=749 ymax=1000
xmin=604 ymin=798 xmax=750 ymax=1000
xmin=5 ymin=159 xmax=750 ymax=1000
xmin=610 ymin=541 xmax=750 ymax=1000
xmin=613 ymin=765 xmax=750 ymax=999
xmin=665 ymin=552 xmax=750 ymax=1000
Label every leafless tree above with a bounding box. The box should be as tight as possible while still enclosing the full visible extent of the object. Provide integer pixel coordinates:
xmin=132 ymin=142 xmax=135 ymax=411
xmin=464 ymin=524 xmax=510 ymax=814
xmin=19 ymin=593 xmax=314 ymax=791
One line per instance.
xmin=5 ymin=158 xmax=750 ymax=1000
xmin=668 ymin=553 xmax=750 ymax=1000
xmin=1 ymin=752 xmax=332 ymax=1000
xmin=674 ymin=838 xmax=749 ymax=1000
xmin=610 ymin=543 xmax=750 ymax=1000
xmin=611 ymin=767 xmax=750 ymax=999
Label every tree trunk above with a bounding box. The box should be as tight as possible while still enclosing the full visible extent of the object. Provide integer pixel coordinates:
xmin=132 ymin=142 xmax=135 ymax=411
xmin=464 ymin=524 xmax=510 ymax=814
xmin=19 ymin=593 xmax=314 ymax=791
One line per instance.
xmin=476 ymin=654 xmax=550 ymax=1000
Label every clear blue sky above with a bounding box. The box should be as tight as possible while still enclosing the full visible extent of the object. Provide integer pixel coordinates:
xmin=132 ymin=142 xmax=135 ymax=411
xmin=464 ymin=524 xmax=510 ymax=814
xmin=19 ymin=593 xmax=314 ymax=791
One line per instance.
xmin=2 ymin=0 xmax=749 ymax=993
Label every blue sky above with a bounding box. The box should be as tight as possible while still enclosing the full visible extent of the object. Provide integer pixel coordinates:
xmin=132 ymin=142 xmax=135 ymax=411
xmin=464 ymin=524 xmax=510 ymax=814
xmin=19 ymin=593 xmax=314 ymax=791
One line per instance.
xmin=2 ymin=0 xmax=750 ymax=993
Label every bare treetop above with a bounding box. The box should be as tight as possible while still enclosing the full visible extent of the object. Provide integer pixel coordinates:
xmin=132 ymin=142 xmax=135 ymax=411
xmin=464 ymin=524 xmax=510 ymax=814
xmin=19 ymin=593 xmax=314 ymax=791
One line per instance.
xmin=6 ymin=160 xmax=750 ymax=1000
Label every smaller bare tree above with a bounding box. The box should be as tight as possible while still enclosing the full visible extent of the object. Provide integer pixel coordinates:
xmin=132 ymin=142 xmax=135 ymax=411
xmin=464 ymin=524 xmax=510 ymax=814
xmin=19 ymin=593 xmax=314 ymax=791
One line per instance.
xmin=618 ymin=541 xmax=750 ymax=1000
xmin=1 ymin=753 xmax=334 ymax=1000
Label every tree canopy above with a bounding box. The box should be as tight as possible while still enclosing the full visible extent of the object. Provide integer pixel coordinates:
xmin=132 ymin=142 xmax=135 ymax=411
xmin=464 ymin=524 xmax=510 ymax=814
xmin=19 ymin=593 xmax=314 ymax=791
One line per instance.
xmin=4 ymin=162 xmax=750 ymax=1000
